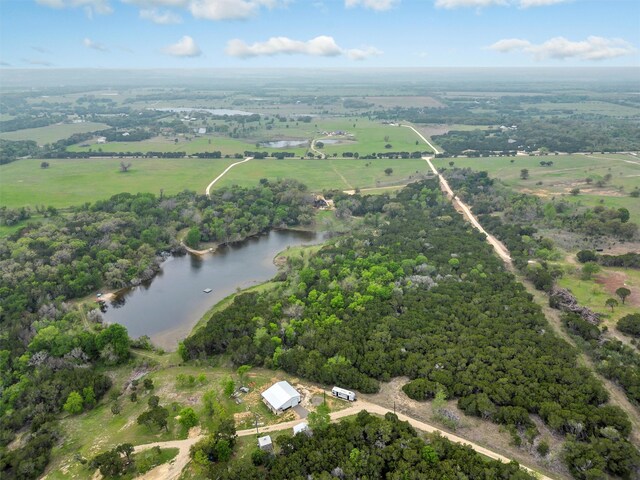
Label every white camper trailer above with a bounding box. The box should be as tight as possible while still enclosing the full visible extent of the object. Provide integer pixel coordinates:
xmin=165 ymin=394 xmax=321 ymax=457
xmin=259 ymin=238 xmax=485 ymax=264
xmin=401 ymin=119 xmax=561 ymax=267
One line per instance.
xmin=332 ymin=386 xmax=356 ymax=402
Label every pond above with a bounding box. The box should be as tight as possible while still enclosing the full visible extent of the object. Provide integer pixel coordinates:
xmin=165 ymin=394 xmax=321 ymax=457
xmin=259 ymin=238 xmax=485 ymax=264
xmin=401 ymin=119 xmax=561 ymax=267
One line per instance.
xmin=259 ymin=140 xmax=309 ymax=148
xmin=101 ymin=230 xmax=329 ymax=350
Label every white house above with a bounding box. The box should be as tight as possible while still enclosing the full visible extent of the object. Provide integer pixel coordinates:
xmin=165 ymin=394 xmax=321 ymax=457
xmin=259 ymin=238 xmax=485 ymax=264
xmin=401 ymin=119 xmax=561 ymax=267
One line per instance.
xmin=261 ymin=381 xmax=301 ymax=415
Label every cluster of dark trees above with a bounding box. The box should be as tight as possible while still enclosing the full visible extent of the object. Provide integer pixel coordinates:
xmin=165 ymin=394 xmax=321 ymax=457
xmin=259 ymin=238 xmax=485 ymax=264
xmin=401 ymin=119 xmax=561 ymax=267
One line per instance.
xmin=578 ymin=250 xmax=640 ymax=269
xmin=617 ymin=314 xmax=640 ymax=338
xmin=0 ymin=115 xmax=66 ymax=133
xmin=199 ymin=180 xmax=315 ymax=245
xmin=0 ymin=206 xmax=32 ymax=226
xmin=0 ymin=139 xmax=40 ymax=164
xmin=183 ymin=180 xmax=638 ymax=478
xmin=563 ymin=312 xmax=640 ymax=406
xmin=219 ymin=412 xmax=534 ymax=479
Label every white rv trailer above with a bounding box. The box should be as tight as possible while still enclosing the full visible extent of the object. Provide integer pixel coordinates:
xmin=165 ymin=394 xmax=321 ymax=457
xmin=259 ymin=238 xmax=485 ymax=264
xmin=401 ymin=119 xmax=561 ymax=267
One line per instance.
xmin=331 ymin=386 xmax=356 ymax=402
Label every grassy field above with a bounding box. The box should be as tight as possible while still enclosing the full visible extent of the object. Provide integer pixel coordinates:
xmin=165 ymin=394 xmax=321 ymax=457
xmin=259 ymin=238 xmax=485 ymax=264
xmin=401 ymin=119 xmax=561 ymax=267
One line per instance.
xmin=0 ymin=122 xmax=109 ymax=144
xmin=65 ymin=118 xmax=431 ymax=158
xmin=0 ymin=157 xmax=237 ymax=208
xmin=215 ymin=158 xmax=428 ymax=191
xmin=0 ymin=157 xmax=428 ymax=208
xmin=557 ymin=266 xmax=640 ymax=329
xmin=433 ymin=153 xmax=640 ymax=221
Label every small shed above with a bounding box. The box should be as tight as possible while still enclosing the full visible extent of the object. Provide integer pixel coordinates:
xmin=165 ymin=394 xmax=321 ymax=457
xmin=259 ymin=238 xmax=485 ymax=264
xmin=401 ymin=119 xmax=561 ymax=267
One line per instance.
xmin=257 ymin=435 xmax=273 ymax=452
xmin=261 ymin=381 xmax=301 ymax=415
xmin=293 ymin=422 xmax=309 ymax=435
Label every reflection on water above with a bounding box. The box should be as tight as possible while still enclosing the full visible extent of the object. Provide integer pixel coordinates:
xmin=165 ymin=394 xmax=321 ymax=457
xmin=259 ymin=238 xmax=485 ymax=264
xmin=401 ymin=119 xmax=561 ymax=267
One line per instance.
xmin=102 ymin=230 xmax=328 ymax=350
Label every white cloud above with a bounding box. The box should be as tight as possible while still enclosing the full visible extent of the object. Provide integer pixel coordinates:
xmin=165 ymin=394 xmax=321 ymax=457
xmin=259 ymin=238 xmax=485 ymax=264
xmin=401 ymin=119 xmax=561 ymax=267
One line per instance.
xmin=227 ymin=36 xmax=341 ymax=58
xmin=36 ymin=0 xmax=113 ymax=16
xmin=139 ymin=8 xmax=182 ymax=23
xmin=83 ymin=38 xmax=109 ymax=51
xmin=489 ymin=38 xmax=532 ymax=52
xmin=519 ymin=0 xmax=569 ymax=6
xmin=489 ymin=36 xmax=637 ymax=61
xmin=226 ymin=35 xmax=382 ymax=61
xmin=345 ymin=0 xmax=399 ymax=10
xmin=346 ymin=46 xmax=383 ymax=60
xmin=434 ymin=0 xmax=571 ymax=8
xmin=125 ymin=0 xmax=284 ymax=20
xmin=162 ymin=35 xmax=202 ymax=57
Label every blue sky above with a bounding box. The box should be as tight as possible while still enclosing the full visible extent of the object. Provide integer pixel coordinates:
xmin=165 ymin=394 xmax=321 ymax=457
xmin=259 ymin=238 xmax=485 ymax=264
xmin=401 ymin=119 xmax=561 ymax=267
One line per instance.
xmin=1 ymin=0 xmax=639 ymax=68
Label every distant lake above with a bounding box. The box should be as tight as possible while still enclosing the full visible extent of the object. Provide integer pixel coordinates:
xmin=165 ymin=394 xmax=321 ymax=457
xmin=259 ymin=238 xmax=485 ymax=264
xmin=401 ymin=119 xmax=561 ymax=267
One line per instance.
xmin=151 ymin=107 xmax=256 ymax=116
xmin=259 ymin=140 xmax=309 ymax=148
xmin=102 ymin=230 xmax=328 ymax=350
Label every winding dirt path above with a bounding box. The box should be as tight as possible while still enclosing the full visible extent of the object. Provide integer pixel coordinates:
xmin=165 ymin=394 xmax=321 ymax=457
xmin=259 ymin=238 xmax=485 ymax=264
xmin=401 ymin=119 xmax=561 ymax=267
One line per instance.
xmin=205 ymin=157 xmax=253 ymax=197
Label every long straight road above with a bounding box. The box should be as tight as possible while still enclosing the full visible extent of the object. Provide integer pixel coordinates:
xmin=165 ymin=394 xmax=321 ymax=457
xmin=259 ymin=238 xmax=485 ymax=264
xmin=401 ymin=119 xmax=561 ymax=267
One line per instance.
xmin=402 ymin=124 xmax=512 ymax=264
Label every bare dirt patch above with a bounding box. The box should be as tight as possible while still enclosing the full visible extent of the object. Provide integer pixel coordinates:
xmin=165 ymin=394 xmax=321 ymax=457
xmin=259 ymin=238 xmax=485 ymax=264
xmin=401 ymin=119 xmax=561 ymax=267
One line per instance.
xmin=595 ymin=271 xmax=639 ymax=307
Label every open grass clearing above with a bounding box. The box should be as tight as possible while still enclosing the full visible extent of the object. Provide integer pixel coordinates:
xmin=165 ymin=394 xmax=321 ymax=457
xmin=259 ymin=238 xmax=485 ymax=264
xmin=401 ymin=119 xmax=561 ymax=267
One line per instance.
xmin=0 ymin=157 xmax=237 ymax=208
xmin=215 ymin=158 xmax=428 ymax=191
xmin=0 ymin=122 xmax=109 ymax=145
xmin=1 ymin=156 xmax=427 ymax=209
xmin=557 ymin=265 xmax=640 ymax=330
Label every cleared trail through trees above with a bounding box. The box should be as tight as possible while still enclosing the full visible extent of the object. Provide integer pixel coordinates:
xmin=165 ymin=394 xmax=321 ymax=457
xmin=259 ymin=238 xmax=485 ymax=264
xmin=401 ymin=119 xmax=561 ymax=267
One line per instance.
xmin=204 ymin=156 xmax=253 ymax=197
xmin=400 ymin=124 xmax=512 ymax=264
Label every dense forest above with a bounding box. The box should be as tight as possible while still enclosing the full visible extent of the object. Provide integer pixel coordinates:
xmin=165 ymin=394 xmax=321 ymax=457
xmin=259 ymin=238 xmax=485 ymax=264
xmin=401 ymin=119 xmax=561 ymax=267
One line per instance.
xmin=220 ymin=411 xmax=535 ymax=479
xmin=442 ymin=167 xmax=640 ymax=413
xmin=184 ymin=180 xmax=638 ymax=479
xmin=0 ymin=180 xmax=312 ymax=479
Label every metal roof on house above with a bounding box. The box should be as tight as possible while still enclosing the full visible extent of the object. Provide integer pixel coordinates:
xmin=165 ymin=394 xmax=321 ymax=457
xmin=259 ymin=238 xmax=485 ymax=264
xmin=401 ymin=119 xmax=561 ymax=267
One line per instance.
xmin=261 ymin=381 xmax=300 ymax=410
xmin=258 ymin=435 xmax=272 ymax=447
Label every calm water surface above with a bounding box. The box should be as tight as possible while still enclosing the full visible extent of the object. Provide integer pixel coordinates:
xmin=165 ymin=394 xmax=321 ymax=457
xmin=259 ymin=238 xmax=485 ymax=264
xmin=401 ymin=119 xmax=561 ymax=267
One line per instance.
xmin=102 ymin=230 xmax=328 ymax=350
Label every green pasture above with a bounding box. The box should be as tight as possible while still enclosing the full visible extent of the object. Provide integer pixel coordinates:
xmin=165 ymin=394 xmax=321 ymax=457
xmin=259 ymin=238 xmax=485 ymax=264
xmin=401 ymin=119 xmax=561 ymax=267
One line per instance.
xmin=1 ymin=157 xmax=428 ymax=208
xmin=214 ymin=158 xmax=428 ymax=191
xmin=0 ymin=158 xmax=237 ymax=208
xmin=65 ymin=118 xmax=432 ymax=158
xmin=434 ymin=153 xmax=640 ymax=221
xmin=0 ymin=122 xmax=109 ymax=144
xmin=557 ymin=266 xmax=640 ymax=328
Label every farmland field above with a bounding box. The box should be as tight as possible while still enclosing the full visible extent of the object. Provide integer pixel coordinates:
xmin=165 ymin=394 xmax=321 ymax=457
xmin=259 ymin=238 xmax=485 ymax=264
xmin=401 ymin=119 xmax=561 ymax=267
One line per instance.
xmin=433 ymin=153 xmax=640 ymax=221
xmin=0 ymin=157 xmax=429 ymax=208
xmin=0 ymin=122 xmax=109 ymax=144
xmin=66 ymin=118 xmax=431 ymax=157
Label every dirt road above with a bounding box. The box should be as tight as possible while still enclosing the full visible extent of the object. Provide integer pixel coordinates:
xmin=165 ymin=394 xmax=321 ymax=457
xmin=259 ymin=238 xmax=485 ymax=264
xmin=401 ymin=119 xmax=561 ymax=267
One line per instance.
xmin=133 ymin=400 xmax=552 ymax=480
xmin=205 ymin=157 xmax=253 ymax=197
